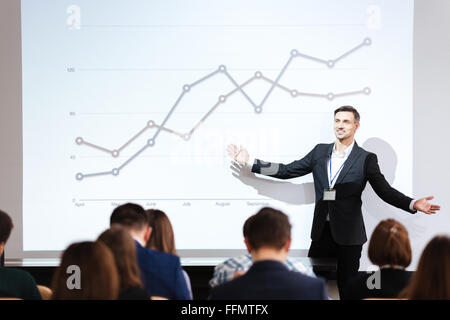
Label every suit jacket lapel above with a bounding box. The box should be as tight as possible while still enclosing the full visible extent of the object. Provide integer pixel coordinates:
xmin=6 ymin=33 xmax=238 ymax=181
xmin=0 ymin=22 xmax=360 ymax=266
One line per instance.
xmin=334 ymin=141 xmax=363 ymax=185
xmin=318 ymin=143 xmax=334 ymax=188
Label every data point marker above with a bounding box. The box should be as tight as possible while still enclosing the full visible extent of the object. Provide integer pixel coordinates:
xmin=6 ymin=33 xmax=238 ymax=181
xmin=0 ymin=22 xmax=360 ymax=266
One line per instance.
xmin=75 ymin=39 xmax=373 ymax=180
xmin=147 ymin=139 xmax=155 ymax=147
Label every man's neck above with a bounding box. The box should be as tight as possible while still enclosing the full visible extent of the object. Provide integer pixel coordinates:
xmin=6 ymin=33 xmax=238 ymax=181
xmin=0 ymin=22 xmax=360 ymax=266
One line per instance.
xmin=129 ymin=230 xmax=146 ymax=247
xmin=251 ymin=248 xmax=287 ymax=264
xmin=335 ymin=137 xmax=354 ymax=154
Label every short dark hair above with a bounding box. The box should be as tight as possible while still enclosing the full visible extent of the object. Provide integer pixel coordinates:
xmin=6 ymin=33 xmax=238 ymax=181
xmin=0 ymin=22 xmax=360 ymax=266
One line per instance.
xmin=368 ymin=219 xmax=411 ymax=268
xmin=110 ymin=203 xmax=148 ymax=231
xmin=0 ymin=209 xmax=14 ymax=243
xmin=243 ymin=207 xmax=291 ymax=251
xmin=334 ymin=105 xmax=360 ymax=122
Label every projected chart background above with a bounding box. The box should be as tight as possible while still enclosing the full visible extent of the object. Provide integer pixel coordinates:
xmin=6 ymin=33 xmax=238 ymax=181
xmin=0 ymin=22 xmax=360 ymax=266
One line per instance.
xmin=21 ymin=0 xmax=413 ymax=251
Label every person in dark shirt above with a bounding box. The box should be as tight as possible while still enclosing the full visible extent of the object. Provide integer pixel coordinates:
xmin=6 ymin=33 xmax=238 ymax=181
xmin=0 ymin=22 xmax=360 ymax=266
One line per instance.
xmin=209 ymin=207 xmax=328 ymax=300
xmin=146 ymin=209 xmax=193 ymax=299
xmin=0 ymin=209 xmax=41 ymax=300
xmin=343 ymin=219 xmax=412 ymax=300
xmin=110 ymin=203 xmax=191 ymax=300
xmin=98 ymin=226 xmax=149 ymax=300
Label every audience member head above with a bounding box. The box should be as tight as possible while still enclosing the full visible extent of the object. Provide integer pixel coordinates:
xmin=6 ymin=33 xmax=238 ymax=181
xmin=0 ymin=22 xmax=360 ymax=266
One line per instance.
xmin=0 ymin=209 xmax=14 ymax=256
xmin=51 ymin=241 xmax=119 ymax=299
xmin=110 ymin=203 xmax=150 ymax=246
xmin=98 ymin=226 xmax=143 ymax=292
xmin=243 ymin=207 xmax=292 ymax=262
xmin=400 ymin=235 xmax=450 ymax=300
xmin=368 ymin=219 xmax=411 ymax=268
xmin=146 ymin=209 xmax=176 ymax=255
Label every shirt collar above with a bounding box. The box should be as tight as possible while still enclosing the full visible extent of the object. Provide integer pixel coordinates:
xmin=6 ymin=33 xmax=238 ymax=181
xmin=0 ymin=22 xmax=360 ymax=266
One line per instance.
xmin=133 ymin=237 xmax=145 ymax=247
xmin=332 ymin=140 xmax=355 ymax=158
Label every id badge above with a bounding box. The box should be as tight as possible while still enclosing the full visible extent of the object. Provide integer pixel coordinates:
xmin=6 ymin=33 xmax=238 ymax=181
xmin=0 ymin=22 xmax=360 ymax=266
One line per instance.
xmin=323 ymin=189 xmax=336 ymax=201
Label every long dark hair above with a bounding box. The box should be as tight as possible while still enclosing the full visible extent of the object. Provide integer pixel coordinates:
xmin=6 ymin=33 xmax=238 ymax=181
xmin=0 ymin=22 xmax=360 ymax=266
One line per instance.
xmin=51 ymin=241 xmax=119 ymax=299
xmin=399 ymin=235 xmax=450 ymax=299
xmin=98 ymin=226 xmax=143 ymax=291
xmin=146 ymin=209 xmax=176 ymax=255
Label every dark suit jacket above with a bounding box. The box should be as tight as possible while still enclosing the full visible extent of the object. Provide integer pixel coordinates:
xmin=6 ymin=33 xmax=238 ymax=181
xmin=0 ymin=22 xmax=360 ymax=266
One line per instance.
xmin=343 ymin=268 xmax=412 ymax=300
xmin=135 ymin=241 xmax=191 ymax=300
xmin=0 ymin=267 xmax=41 ymax=300
xmin=251 ymin=142 xmax=415 ymax=245
xmin=209 ymin=260 xmax=328 ymax=300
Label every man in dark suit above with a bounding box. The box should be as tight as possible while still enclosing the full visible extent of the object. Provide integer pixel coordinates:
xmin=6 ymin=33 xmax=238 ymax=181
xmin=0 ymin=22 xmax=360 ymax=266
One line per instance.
xmin=227 ymin=105 xmax=440 ymax=298
xmin=209 ymin=207 xmax=328 ymax=300
xmin=110 ymin=203 xmax=191 ymax=300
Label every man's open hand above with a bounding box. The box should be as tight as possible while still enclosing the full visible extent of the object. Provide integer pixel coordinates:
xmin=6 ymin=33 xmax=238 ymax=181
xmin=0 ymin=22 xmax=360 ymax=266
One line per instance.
xmin=227 ymin=144 xmax=250 ymax=166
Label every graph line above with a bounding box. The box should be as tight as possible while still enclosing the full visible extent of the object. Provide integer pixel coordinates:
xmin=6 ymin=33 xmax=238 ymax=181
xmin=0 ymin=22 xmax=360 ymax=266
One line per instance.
xmin=76 ymin=79 xmax=369 ymax=155
xmin=75 ymin=38 xmax=372 ymax=180
xmin=257 ymin=55 xmax=294 ymax=113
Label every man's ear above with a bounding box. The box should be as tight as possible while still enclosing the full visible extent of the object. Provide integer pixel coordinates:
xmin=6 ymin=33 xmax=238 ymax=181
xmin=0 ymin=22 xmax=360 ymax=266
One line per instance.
xmin=0 ymin=242 xmax=5 ymax=257
xmin=283 ymin=238 xmax=292 ymax=253
xmin=244 ymin=237 xmax=252 ymax=253
xmin=143 ymin=226 xmax=152 ymax=244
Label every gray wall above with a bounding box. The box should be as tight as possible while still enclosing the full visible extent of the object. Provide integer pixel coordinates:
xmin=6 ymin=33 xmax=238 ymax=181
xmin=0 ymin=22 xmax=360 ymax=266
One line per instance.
xmin=409 ymin=0 xmax=450 ymax=267
xmin=1 ymin=0 xmax=449 ymax=267
xmin=0 ymin=0 xmax=22 ymax=260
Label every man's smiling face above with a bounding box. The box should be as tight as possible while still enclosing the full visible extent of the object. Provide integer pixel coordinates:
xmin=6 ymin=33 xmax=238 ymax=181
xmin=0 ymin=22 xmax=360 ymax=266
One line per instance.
xmin=334 ymin=111 xmax=360 ymax=141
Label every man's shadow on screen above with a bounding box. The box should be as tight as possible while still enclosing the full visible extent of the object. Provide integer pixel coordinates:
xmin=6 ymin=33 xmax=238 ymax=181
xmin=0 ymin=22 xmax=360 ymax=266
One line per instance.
xmin=361 ymin=138 xmax=425 ymax=237
xmin=229 ymin=161 xmax=315 ymax=206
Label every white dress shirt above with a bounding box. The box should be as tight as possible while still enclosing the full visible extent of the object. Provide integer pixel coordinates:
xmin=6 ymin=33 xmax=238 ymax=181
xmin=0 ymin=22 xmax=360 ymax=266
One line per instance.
xmin=327 ymin=141 xmax=354 ymax=189
xmin=325 ymin=141 xmax=354 ymax=220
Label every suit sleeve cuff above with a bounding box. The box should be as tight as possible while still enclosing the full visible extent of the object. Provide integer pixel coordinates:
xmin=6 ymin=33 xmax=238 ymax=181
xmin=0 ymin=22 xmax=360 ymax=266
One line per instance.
xmin=246 ymin=157 xmax=255 ymax=170
xmin=410 ymin=199 xmax=417 ymax=212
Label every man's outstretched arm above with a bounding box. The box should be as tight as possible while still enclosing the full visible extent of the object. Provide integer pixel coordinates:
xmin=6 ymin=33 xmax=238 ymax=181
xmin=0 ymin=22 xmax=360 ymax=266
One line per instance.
xmin=366 ymin=153 xmax=440 ymax=215
xmin=227 ymin=144 xmax=316 ymax=180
